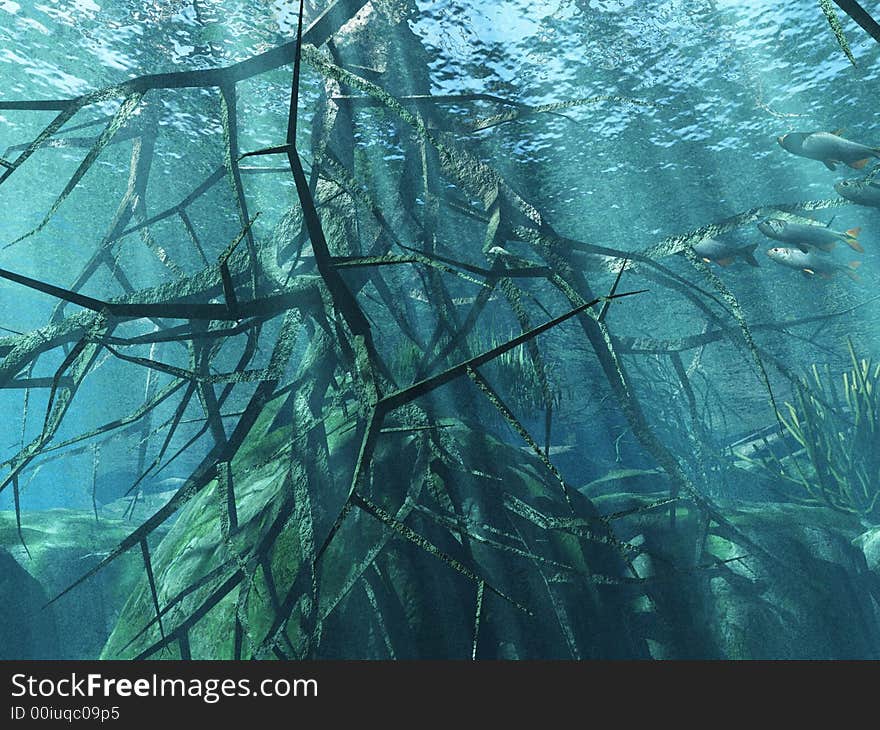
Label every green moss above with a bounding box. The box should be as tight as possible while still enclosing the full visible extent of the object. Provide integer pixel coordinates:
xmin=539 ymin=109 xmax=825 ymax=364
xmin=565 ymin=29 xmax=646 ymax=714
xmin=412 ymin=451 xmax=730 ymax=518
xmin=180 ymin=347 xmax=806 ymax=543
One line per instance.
xmin=99 ymin=397 xmax=880 ymax=660
xmin=705 ymin=534 xmax=737 ymax=562
xmin=103 ymin=416 xmax=652 ymax=658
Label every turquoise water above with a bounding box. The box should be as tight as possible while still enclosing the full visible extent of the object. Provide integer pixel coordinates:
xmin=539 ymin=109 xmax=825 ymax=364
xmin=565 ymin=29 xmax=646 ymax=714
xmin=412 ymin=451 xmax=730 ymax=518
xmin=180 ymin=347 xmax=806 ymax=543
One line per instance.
xmin=1 ymin=1 xmax=880 ymax=658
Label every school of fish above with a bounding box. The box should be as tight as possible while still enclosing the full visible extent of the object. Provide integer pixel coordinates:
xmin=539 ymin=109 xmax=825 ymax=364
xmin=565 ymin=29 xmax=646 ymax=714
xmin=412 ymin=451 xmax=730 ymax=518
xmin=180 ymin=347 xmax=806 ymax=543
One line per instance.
xmin=690 ymin=129 xmax=879 ymax=281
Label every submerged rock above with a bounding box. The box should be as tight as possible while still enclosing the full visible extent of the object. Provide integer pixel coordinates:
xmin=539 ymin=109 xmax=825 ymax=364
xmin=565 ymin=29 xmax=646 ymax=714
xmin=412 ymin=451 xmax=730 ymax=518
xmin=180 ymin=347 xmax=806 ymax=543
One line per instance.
xmin=857 ymin=526 xmax=880 ymax=574
xmin=98 ymin=379 xmax=880 ymax=661
xmin=7 ymin=410 xmax=879 ymax=661
xmin=593 ymin=493 xmax=880 ymax=659
xmin=7 ymin=474 xmax=880 ymax=660
xmin=102 ymin=397 xmax=647 ymax=660
xmin=0 ymin=510 xmax=158 ymax=659
xmin=0 ymin=547 xmax=58 ymax=659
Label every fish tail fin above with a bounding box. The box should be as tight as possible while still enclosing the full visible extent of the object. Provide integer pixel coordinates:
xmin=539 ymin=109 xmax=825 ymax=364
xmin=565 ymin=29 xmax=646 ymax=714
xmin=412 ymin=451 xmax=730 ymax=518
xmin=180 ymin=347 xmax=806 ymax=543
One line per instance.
xmin=847 ymin=239 xmax=865 ymax=253
xmin=844 ymin=227 xmax=864 ymax=252
xmin=743 ymin=244 xmax=760 ymax=267
xmin=847 ymin=260 xmax=862 ymax=281
xmin=849 ymin=158 xmax=872 ymax=169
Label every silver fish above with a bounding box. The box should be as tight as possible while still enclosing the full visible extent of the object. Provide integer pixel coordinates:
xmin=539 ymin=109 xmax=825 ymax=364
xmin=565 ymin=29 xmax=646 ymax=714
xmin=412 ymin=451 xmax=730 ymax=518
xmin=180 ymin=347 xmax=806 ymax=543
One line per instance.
xmin=90 ymin=471 xmax=186 ymax=506
xmin=766 ymin=247 xmax=861 ymax=281
xmin=778 ymin=130 xmax=880 ymax=171
xmin=757 ymin=217 xmax=863 ymax=253
xmin=691 ymin=238 xmax=759 ymax=267
xmin=834 ymin=178 xmax=880 ymax=208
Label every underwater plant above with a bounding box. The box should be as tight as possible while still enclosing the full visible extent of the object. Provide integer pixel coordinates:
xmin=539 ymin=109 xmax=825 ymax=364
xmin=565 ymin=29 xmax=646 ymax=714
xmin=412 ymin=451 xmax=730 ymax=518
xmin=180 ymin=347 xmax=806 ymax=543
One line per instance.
xmin=392 ymin=335 xmax=562 ymax=415
xmin=468 ymin=335 xmax=563 ymax=415
xmin=765 ymin=341 xmax=880 ymax=523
